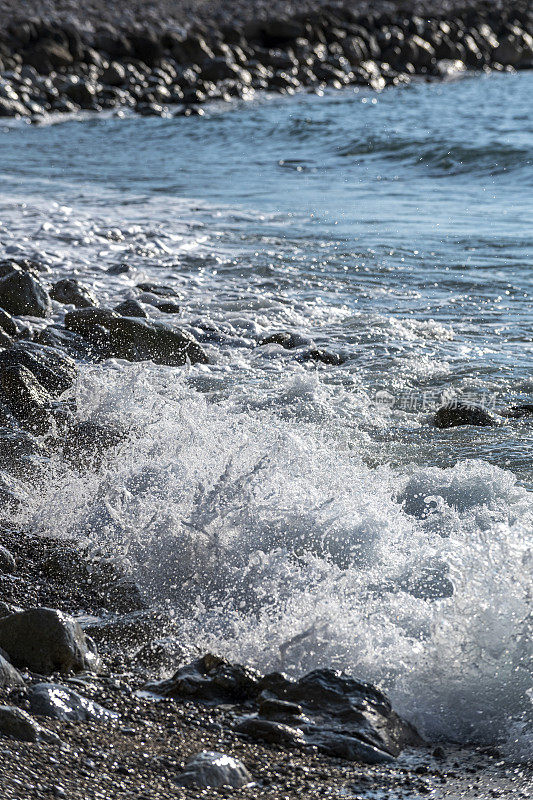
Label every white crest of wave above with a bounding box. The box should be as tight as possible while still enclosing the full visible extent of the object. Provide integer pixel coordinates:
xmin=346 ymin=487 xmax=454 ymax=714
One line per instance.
xmin=18 ymin=363 xmax=532 ymax=757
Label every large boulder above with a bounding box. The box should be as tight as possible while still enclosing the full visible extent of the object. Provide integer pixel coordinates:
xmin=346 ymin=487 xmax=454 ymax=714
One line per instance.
xmin=50 ymin=278 xmax=97 ymax=308
xmin=23 ymin=39 xmax=73 ymax=74
xmin=0 ymin=342 xmax=77 ymax=397
xmin=0 ymin=607 xmax=99 ymax=674
xmin=176 ymin=751 xmax=252 ymax=789
xmin=64 ymin=308 xmax=208 ymax=366
xmin=0 ymin=269 xmax=51 ymax=317
xmin=147 ymin=654 xmax=421 ymax=764
xmin=433 ymin=402 xmax=496 ymax=428
xmin=28 ymin=683 xmax=118 ymax=722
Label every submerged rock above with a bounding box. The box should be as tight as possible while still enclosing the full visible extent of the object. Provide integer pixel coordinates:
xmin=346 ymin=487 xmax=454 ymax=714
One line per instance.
xmin=502 ymin=404 xmax=533 ymax=419
xmin=147 ymin=654 xmax=421 ymax=763
xmin=433 ymin=402 xmax=496 ymax=428
xmin=0 ymin=269 xmax=51 ymax=318
xmin=175 ymin=751 xmax=251 ymax=789
xmin=65 ymin=308 xmax=208 ymax=365
xmin=28 ymin=683 xmax=118 ymax=722
xmin=50 ymin=278 xmax=97 ymax=308
xmin=0 ymin=607 xmax=99 ymax=674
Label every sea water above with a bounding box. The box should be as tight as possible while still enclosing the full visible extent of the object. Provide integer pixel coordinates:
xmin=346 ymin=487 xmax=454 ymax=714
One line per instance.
xmin=0 ymin=70 xmax=531 ymax=758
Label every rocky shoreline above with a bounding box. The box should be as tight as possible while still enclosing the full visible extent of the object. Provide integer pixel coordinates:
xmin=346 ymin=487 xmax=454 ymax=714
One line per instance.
xmin=0 ymin=0 xmax=531 ymax=119
xmin=0 ymin=247 xmax=532 ymax=795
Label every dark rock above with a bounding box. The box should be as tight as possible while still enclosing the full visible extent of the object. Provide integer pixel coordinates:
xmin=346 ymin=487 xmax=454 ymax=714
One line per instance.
xmin=297 ymin=348 xmax=345 ymax=365
xmin=0 ymin=426 xmax=47 ymax=476
xmin=0 ymin=653 xmax=23 ymax=688
xmin=176 ymin=751 xmax=251 ymax=789
xmin=0 ymin=705 xmax=43 ymax=741
xmin=502 ymin=403 xmax=533 ymax=419
xmin=0 ymin=364 xmax=53 ymax=433
xmin=260 ymin=19 xmax=304 ymax=46
xmin=62 ymin=420 xmax=127 ymax=468
xmin=35 ymin=325 xmax=101 ymax=361
xmin=136 ymin=282 xmax=179 ymax=297
xmin=0 ymin=269 xmax=51 ymax=317
xmin=0 ymin=307 xmax=18 ymax=337
xmin=65 ymin=78 xmax=97 ymax=108
xmin=0 ymin=544 xmax=15 ymax=573
xmin=50 ymin=278 xmax=97 ymax=308
xmin=65 ymin=308 xmax=208 ymax=366
xmin=147 ymin=654 xmax=421 ymax=763
xmin=433 ymin=402 xmax=496 ymax=428
xmin=114 ymin=299 xmax=148 ymax=318
xmin=130 ymin=31 xmax=163 ymax=65
xmin=0 ymin=607 xmax=99 ymax=674
xmin=235 ymin=716 xmax=306 ymax=746
xmin=102 ymin=61 xmax=126 ymax=86
xmin=0 ymin=342 xmax=77 ymax=396
xmin=28 ymin=683 xmax=118 ymax=722
xmin=257 ymin=697 xmax=303 ymax=720
xmin=260 ymin=331 xmax=309 ymax=349
xmin=154 ymin=301 xmax=180 ymax=314
xmin=24 ymin=40 xmax=73 ymax=74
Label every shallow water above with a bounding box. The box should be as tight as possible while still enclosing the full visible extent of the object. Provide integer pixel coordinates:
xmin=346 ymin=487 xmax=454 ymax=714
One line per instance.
xmin=0 ymin=71 xmax=532 ymax=757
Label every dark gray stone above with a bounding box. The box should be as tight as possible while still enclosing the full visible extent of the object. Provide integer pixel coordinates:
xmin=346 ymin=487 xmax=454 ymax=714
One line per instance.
xmin=29 ymin=683 xmax=118 ymax=722
xmin=0 ymin=544 xmax=16 ymax=574
xmin=0 ymin=269 xmax=51 ymax=317
xmin=0 ymin=607 xmax=99 ymax=674
xmin=433 ymin=402 xmax=496 ymax=428
xmin=235 ymin=716 xmax=306 ymax=746
xmin=176 ymin=751 xmax=251 ymax=789
xmin=50 ymin=279 xmax=97 ymax=308
xmin=114 ymin=299 xmax=148 ymax=318
xmin=0 ymin=342 xmax=77 ymax=397
xmin=0 ymin=364 xmax=52 ymax=433
xmin=0 ymin=654 xmax=23 ymax=688
xmin=65 ymin=308 xmax=208 ymax=366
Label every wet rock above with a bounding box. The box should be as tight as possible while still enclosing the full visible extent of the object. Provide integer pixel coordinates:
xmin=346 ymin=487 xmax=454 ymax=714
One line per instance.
xmin=235 ymin=716 xmax=306 ymax=746
xmin=0 ymin=544 xmax=16 ymax=573
xmin=0 ymin=269 xmax=51 ymax=317
xmin=258 ymin=697 xmax=303 ymax=720
xmin=260 ymin=331 xmax=310 ymax=349
xmin=147 ymin=654 xmax=420 ymax=763
xmin=0 ymin=342 xmax=77 ymax=396
xmin=136 ymin=282 xmax=179 ymax=297
xmin=0 ymin=705 xmax=43 ymax=741
xmin=502 ymin=403 xmax=533 ymax=419
xmin=433 ymin=402 xmax=496 ymax=428
xmin=0 ymin=653 xmax=23 ymax=688
xmin=114 ymin=299 xmax=148 ymax=318
xmin=308 ymin=729 xmax=394 ymax=764
xmin=65 ymin=77 xmax=98 ymax=108
xmin=65 ymin=308 xmax=208 ymax=366
xmin=154 ymin=300 xmax=180 ymax=314
xmin=0 ymin=307 xmax=18 ymax=337
xmin=0 ymin=425 xmax=46 ymax=476
xmin=28 ymin=683 xmax=118 ymax=722
xmin=35 ymin=325 xmax=100 ymax=361
xmin=102 ymin=61 xmax=126 ymax=86
xmin=50 ymin=278 xmax=97 ymax=308
xmin=62 ymin=420 xmax=127 ymax=468
xmin=148 ymin=654 xmax=260 ymax=703
xmin=297 ymin=347 xmax=345 ymax=365
xmin=0 ymin=607 xmax=99 ymax=674
xmin=0 ymin=364 xmax=53 ymax=433
xmin=24 ymin=40 xmax=73 ymax=74
xmin=175 ymin=751 xmax=251 ymax=789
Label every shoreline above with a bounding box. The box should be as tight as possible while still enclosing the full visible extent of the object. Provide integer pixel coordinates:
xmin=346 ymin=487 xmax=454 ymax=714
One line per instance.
xmin=0 ymin=1 xmax=531 ymax=119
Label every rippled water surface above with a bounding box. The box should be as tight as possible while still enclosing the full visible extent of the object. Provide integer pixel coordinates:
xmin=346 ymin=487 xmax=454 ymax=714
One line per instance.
xmin=0 ymin=71 xmax=532 ymax=757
